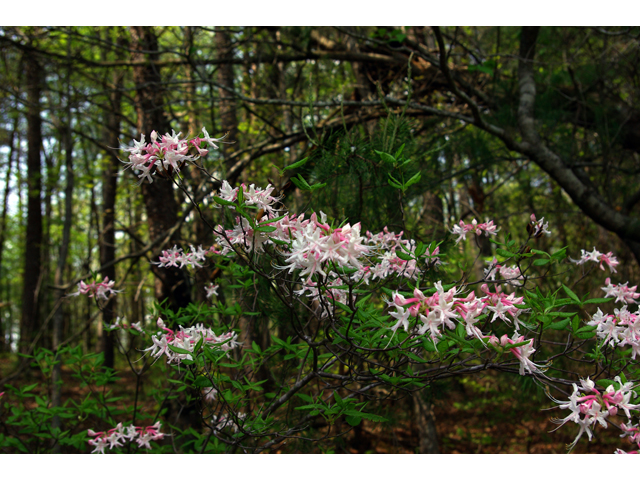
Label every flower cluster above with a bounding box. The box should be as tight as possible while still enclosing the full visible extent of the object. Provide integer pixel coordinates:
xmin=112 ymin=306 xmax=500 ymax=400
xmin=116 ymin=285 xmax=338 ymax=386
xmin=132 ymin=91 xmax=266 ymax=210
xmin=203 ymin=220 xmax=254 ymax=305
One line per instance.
xmin=154 ymin=244 xmax=212 ymax=269
xmin=365 ymin=228 xmax=440 ymax=281
xmin=216 ymin=180 xmax=283 ymax=217
xmin=386 ymin=281 xmax=538 ymax=375
xmin=386 ymin=281 xmax=526 ymax=338
xmin=617 ymin=421 xmax=640 ymax=453
xmin=574 ymin=247 xmax=619 ymax=272
xmin=142 ymin=319 xmax=240 ymax=365
xmin=211 ymin=412 xmax=247 ymax=433
xmin=450 ymin=218 xmax=500 ymax=244
xmin=528 ymin=213 xmax=551 ymax=237
xmin=484 ymin=258 xmax=524 ymax=286
xmin=550 ymin=377 xmax=639 ymax=451
xmin=587 ymin=305 xmax=640 ymax=359
xmin=283 ymin=212 xmax=369 ymax=278
xmin=69 ymin=276 xmax=120 ymax=301
xmin=602 ymin=278 xmax=640 ymax=304
xmin=486 ymin=333 xmax=545 ymax=376
xmin=87 ymin=422 xmax=164 ymax=453
xmin=120 ymin=128 xmax=226 ymax=184
xmin=105 ymin=316 xmax=143 ymax=333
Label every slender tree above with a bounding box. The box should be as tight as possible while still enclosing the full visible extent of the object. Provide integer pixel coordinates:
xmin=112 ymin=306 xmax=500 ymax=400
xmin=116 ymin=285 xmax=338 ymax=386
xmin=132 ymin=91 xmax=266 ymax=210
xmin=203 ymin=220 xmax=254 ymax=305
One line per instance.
xmin=19 ymin=49 xmax=43 ymax=354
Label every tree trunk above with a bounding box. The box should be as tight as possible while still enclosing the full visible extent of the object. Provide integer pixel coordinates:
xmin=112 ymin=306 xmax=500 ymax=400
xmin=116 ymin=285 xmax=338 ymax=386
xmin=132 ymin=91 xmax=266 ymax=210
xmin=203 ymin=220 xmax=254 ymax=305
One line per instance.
xmin=0 ymin=114 xmax=18 ymax=352
xmin=130 ymin=26 xmax=192 ymax=311
xmin=215 ymin=29 xmax=239 ymax=173
xmin=412 ymin=389 xmax=440 ymax=454
xmin=99 ymin=29 xmax=125 ymax=370
xmin=20 ymin=53 xmax=43 ymax=354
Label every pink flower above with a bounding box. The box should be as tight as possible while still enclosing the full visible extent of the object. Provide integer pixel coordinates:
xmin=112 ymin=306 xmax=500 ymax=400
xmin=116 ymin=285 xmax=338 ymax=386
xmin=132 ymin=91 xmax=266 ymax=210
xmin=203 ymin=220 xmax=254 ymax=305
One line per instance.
xmin=87 ymin=422 xmax=165 ymax=453
xmin=205 ymin=284 xmax=219 ymax=299
xmin=451 ymin=218 xmax=500 ymax=244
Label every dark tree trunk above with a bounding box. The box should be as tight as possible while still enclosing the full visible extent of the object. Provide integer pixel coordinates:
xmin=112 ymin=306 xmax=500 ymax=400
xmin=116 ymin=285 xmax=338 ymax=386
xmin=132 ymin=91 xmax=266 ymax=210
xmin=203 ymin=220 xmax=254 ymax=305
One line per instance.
xmin=20 ymin=53 xmax=43 ymax=354
xmin=184 ymin=27 xmax=212 ymax=304
xmin=216 ymin=29 xmax=239 ymax=172
xmin=130 ymin=26 xmax=192 ymax=311
xmin=99 ymin=30 xmax=125 ymax=370
xmin=413 ymin=389 xmax=440 ymax=454
xmin=0 ymin=114 xmax=18 ymax=352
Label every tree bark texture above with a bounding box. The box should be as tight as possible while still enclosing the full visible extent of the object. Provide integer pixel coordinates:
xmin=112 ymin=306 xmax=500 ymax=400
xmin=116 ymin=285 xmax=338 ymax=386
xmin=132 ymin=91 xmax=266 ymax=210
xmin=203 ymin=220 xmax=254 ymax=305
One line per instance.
xmin=215 ymin=29 xmax=240 ymax=172
xmin=20 ymin=53 xmax=43 ymax=354
xmin=412 ymin=390 xmax=440 ymax=454
xmin=130 ymin=26 xmax=192 ymax=311
xmin=99 ymin=29 xmax=125 ymax=370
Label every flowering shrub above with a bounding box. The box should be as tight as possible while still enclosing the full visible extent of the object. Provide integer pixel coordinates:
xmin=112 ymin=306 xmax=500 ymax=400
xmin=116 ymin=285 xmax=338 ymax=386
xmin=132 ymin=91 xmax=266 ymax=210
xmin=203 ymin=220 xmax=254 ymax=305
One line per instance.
xmin=112 ymin=128 xmax=640 ymax=453
xmin=6 ymin=127 xmax=635 ymax=454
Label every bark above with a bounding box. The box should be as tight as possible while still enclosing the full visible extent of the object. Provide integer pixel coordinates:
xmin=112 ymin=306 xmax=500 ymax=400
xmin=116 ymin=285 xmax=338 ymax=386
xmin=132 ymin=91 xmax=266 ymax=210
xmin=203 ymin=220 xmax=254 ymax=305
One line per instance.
xmin=0 ymin=115 xmax=18 ymax=352
xmin=412 ymin=390 xmax=440 ymax=454
xmin=20 ymin=52 xmax=43 ymax=354
xmin=99 ymin=30 xmax=125 ymax=370
xmin=215 ymin=29 xmax=239 ymax=172
xmin=185 ymin=27 xmax=211 ymax=304
xmin=130 ymin=26 xmax=191 ymax=311
xmin=51 ymin=121 xmax=74 ymax=450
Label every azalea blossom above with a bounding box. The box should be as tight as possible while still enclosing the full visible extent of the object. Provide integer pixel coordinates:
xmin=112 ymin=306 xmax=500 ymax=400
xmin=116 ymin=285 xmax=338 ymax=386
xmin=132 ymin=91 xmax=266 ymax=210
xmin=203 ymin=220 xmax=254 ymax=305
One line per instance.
xmin=68 ymin=276 xmax=121 ymax=301
xmin=602 ymin=278 xmax=640 ymax=304
xmin=142 ymin=318 xmax=240 ymax=365
xmin=451 ymin=218 xmax=500 ymax=244
xmin=549 ymin=376 xmax=639 ymax=451
xmin=88 ymin=422 xmax=164 ymax=454
xmin=528 ymin=214 xmax=551 ymax=237
xmin=121 ymin=128 xmax=227 ymax=184
xmin=573 ymin=247 xmax=619 ymax=272
xmin=205 ymin=283 xmax=219 ymax=299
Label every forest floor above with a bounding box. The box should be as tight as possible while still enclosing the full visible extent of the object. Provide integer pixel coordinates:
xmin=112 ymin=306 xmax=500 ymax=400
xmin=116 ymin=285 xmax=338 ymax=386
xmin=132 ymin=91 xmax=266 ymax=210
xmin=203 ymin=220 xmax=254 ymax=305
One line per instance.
xmin=0 ymin=354 xmax=628 ymax=454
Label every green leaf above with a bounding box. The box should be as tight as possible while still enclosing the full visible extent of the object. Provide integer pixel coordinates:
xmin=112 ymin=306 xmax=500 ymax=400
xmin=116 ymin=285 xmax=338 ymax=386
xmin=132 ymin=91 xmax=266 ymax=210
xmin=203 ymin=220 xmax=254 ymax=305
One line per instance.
xmin=283 ymin=156 xmax=310 ymax=171
xmin=583 ymin=297 xmax=613 ymax=304
xmin=404 ymin=172 xmax=421 ymax=188
xmin=387 ymin=174 xmax=403 ymax=189
xmin=193 ymin=335 xmax=204 ymax=355
xmin=571 ymin=315 xmax=580 ymax=332
xmin=334 ymin=302 xmax=353 ymax=314
xmin=345 ymin=415 xmax=362 ymax=426
xmin=396 ymin=251 xmax=413 ymax=261
xmin=213 ymin=196 xmax=235 ymax=206
xmin=289 ymin=175 xmax=311 ymax=191
xmin=342 ymin=410 xmax=387 ymax=422
xmin=562 ymin=284 xmax=580 ymax=304
xmin=496 ymin=248 xmax=514 ymax=258
xmin=532 ymin=258 xmax=550 ymax=266
xmin=423 ymin=339 xmax=437 ymax=352
xmin=255 ymin=226 xmax=277 ymax=233
xmin=375 ymin=150 xmax=396 ymax=164
xmin=548 ymin=319 xmax=570 ymax=330
xmin=574 ymin=325 xmax=597 ymax=339
xmin=194 ymin=376 xmax=213 ymax=388
xmin=259 ymin=214 xmax=287 ymax=225
xmin=168 ymin=345 xmax=191 ymax=355
xmin=406 ymin=351 xmax=425 ymax=363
